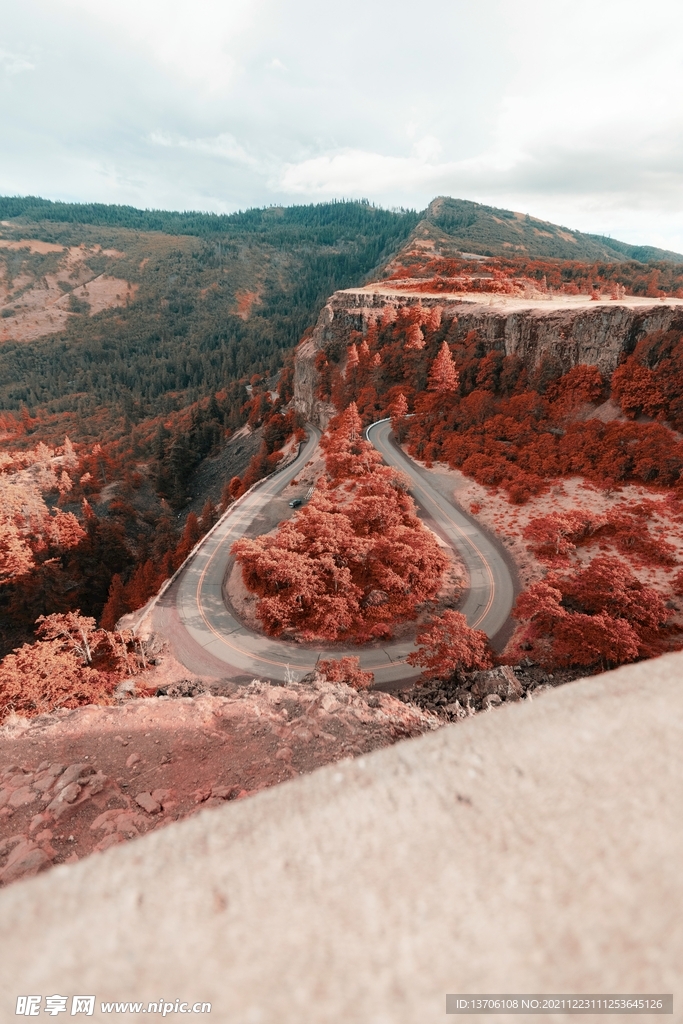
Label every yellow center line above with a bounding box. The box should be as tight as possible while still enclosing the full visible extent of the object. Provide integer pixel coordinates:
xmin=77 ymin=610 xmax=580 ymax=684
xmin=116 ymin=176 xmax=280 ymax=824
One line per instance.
xmin=194 ymin=472 xmax=326 ymax=671
xmin=373 ymin=423 xmax=497 ymax=629
xmin=407 ymin=476 xmax=496 ymax=628
xmin=189 ymin=426 xmax=495 ymax=675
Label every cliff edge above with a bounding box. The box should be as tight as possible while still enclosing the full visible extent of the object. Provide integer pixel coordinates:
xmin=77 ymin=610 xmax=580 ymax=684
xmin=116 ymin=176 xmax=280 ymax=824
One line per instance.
xmin=294 ymin=287 xmax=683 ymax=427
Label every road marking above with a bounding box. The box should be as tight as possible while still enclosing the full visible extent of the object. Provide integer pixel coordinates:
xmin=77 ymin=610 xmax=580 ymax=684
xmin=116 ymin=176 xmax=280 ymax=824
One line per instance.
xmin=194 ymin=449 xmax=325 ymax=672
xmin=368 ymin=421 xmax=497 ymax=629
xmin=178 ymin=422 xmax=507 ymax=678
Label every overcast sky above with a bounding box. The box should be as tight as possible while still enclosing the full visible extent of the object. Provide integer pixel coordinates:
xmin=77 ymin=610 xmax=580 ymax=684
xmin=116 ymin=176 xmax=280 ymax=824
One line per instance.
xmin=2 ymin=0 xmax=683 ymax=250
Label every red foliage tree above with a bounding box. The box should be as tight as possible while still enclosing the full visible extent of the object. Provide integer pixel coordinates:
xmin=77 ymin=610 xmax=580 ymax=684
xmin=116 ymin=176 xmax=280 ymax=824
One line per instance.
xmin=407 ymin=610 xmax=492 ymax=679
xmin=346 ymin=343 xmax=359 ymax=370
xmin=100 ymin=574 xmax=129 ymax=630
xmin=233 ymin=407 xmax=448 ymax=643
xmin=35 ymin=610 xmax=100 ymax=665
xmin=545 ymin=364 xmax=605 ymax=416
xmin=201 ymin=497 xmax=219 ymax=530
xmin=405 ymin=324 xmax=425 ymax=351
xmin=48 ymin=509 xmax=86 ymax=550
xmin=389 ymin=391 xmax=409 ymax=436
xmin=611 ymin=359 xmax=666 ymax=419
xmin=428 ymin=341 xmax=460 ymax=392
xmin=228 ymin=475 xmax=242 ymax=500
xmin=0 ymin=639 xmax=116 ymax=720
xmin=318 ymin=656 xmax=374 ymax=690
xmin=319 ymin=403 xmax=383 ymax=482
xmin=524 ymin=509 xmax=607 ymax=563
xmin=123 ymin=559 xmax=159 ymax=611
xmin=174 ymin=512 xmax=201 ymax=564
xmin=0 ymin=608 xmax=146 ymax=721
xmin=0 ymin=523 xmax=33 ymax=585
xmin=513 ymin=556 xmax=669 ymax=669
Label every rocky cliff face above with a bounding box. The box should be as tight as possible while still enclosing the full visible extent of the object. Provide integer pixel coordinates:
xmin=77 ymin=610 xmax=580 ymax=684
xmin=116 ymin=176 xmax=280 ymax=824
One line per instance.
xmin=294 ymin=288 xmax=683 ymax=427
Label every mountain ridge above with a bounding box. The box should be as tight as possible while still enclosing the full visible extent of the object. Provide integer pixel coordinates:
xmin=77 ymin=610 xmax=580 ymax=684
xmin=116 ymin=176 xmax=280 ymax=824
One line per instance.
xmin=418 ymin=196 xmax=683 ymax=264
xmin=2 ymin=193 xmax=681 ymax=264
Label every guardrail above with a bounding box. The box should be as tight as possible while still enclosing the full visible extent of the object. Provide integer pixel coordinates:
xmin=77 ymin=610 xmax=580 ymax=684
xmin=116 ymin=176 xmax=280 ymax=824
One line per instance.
xmin=364 ymin=416 xmax=391 ymax=442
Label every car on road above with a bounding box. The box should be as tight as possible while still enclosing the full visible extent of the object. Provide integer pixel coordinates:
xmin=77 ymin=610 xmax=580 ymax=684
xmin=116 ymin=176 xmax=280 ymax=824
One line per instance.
xmin=289 ymin=498 xmax=302 ymax=508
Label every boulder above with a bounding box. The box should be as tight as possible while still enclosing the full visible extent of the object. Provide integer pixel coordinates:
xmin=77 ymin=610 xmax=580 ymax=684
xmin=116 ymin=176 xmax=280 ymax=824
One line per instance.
xmin=470 ymin=666 xmax=523 ymax=701
xmin=60 ymin=784 xmax=82 ymax=805
xmin=54 ymin=765 xmax=92 ymax=793
xmin=8 ymin=787 xmax=37 ymax=809
xmin=0 ymin=845 xmax=50 ymax=884
xmin=135 ymin=793 xmax=161 ymax=815
xmin=4 ymin=774 xmax=34 ymax=791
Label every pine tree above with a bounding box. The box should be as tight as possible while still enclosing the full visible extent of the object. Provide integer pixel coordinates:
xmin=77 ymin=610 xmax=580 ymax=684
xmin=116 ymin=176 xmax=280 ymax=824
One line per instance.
xmin=201 ymin=497 xmax=218 ymax=530
xmin=228 ymin=475 xmax=243 ymax=500
xmin=48 ymin=509 xmax=86 ymax=550
xmin=346 ymin=343 xmax=359 ymax=372
xmin=220 ymin=480 xmax=234 ymax=510
xmin=123 ymin=559 xmax=159 ymax=611
xmin=174 ymin=512 xmax=201 ymax=564
xmin=405 ymin=324 xmax=425 ymax=351
xmin=57 ymin=470 xmax=73 ymax=503
xmin=61 ymin=436 xmax=79 ymax=470
xmin=100 ymin=574 xmax=130 ymax=630
xmin=390 ymin=392 xmax=409 ymax=430
xmin=428 ymin=341 xmax=459 ymax=392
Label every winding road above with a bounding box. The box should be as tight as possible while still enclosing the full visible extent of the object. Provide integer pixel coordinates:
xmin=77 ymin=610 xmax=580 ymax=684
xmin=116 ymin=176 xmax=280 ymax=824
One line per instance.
xmin=366 ymin=420 xmax=514 ymax=639
xmin=152 ymin=423 xmax=514 ymax=688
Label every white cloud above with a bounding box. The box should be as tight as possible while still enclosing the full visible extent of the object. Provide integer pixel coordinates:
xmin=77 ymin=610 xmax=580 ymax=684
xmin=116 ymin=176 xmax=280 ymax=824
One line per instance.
xmin=149 ymin=131 xmax=259 ymax=168
xmin=0 ymin=49 xmax=35 ymax=75
xmin=56 ymin=0 xmax=260 ymax=92
xmin=2 ymin=0 xmax=683 ymax=249
xmin=278 ymin=140 xmax=456 ymax=197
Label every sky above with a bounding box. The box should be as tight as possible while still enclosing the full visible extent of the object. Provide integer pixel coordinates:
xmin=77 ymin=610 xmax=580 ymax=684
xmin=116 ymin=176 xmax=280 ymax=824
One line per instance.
xmin=2 ymin=0 xmax=683 ymax=251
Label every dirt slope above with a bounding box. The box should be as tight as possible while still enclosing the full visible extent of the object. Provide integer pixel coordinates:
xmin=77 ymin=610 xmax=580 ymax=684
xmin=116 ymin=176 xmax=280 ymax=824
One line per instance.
xmin=0 ymin=678 xmax=436 ymax=887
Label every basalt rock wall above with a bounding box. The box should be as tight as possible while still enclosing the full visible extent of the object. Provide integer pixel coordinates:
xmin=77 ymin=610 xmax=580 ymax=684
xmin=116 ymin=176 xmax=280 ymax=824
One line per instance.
xmin=294 ymin=288 xmax=683 ymax=427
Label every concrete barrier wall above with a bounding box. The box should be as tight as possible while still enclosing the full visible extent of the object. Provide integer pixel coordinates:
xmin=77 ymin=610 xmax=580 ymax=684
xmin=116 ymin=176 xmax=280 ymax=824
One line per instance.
xmin=1 ymin=653 xmax=681 ymax=1022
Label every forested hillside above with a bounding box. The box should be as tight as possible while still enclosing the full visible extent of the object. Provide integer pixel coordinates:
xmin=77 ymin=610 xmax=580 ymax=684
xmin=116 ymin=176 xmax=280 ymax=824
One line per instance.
xmin=413 ymin=196 xmax=683 ymax=263
xmin=0 ymin=199 xmax=419 ymax=443
xmin=0 ymin=199 xmax=420 ymax=670
xmin=306 ymin=300 xmax=683 ymax=675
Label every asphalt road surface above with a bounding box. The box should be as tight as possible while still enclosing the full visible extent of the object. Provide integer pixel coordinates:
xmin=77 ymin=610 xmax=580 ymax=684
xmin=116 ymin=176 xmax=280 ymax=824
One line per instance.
xmin=366 ymin=419 xmax=514 ymax=639
xmin=153 ymin=422 xmax=514 ymax=687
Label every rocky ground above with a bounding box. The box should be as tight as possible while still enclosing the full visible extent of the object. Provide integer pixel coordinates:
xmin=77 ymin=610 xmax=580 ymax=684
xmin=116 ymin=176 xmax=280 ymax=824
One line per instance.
xmin=400 ymin=661 xmax=589 ymax=719
xmin=0 ymin=675 xmax=437 ymax=888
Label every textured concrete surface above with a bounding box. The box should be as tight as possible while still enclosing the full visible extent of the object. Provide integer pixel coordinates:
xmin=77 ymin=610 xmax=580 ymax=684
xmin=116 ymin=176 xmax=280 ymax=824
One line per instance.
xmin=1 ymin=654 xmax=682 ymax=1023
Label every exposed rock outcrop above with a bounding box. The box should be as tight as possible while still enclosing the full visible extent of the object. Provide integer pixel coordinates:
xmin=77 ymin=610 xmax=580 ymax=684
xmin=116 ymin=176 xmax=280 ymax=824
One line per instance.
xmin=401 ymin=660 xmax=582 ymax=720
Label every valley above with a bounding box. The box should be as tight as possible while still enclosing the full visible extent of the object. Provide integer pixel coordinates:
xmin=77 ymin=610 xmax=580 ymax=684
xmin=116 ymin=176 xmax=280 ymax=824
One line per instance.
xmin=3 ymin=193 xmax=683 ymax=888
